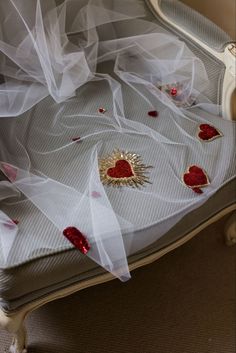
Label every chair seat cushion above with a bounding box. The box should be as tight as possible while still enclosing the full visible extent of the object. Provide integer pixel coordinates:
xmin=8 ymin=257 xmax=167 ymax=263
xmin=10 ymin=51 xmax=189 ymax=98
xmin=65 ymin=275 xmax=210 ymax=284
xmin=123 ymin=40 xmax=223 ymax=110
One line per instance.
xmin=0 ymin=179 xmax=235 ymax=313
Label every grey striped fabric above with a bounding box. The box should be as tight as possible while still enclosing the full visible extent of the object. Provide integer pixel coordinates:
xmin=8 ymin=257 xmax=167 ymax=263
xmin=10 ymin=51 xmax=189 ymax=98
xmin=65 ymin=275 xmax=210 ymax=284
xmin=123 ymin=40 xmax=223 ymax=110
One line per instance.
xmin=1 ymin=77 xmax=234 ymax=268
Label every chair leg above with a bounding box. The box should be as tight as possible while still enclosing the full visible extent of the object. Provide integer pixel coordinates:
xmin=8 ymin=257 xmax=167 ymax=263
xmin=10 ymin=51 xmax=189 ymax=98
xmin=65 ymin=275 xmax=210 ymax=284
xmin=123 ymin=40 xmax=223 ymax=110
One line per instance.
xmin=0 ymin=308 xmax=28 ymax=353
xmin=9 ymin=325 xmax=27 ymax=353
xmin=224 ymin=211 xmax=236 ymax=246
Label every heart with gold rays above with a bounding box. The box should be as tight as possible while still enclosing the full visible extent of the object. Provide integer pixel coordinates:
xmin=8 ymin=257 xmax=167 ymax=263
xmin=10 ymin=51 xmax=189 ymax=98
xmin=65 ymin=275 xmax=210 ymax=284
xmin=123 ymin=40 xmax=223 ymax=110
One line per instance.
xmin=99 ymin=149 xmax=152 ymax=188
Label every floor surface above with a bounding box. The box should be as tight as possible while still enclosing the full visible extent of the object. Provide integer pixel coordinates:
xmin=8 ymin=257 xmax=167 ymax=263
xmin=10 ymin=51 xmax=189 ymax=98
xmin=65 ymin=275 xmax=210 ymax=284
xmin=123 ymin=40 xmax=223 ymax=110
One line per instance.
xmin=1 ymin=217 xmax=235 ymax=353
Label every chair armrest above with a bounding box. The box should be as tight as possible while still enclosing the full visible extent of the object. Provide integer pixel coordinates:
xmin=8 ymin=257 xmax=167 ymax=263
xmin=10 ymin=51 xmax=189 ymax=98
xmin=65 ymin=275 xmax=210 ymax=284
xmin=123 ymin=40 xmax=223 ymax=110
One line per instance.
xmin=147 ymin=0 xmax=236 ymax=120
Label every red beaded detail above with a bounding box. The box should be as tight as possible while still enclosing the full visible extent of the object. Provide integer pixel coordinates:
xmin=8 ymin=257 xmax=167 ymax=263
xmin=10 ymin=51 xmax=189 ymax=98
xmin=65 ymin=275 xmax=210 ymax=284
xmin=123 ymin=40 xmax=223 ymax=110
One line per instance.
xmin=107 ymin=160 xmax=134 ymax=179
xmin=148 ymin=110 xmax=158 ymax=117
xmin=98 ymin=107 xmax=106 ymax=114
xmin=63 ymin=227 xmax=90 ymax=254
xmin=198 ymin=124 xmax=222 ymax=141
xmin=170 ymin=87 xmax=178 ymax=96
xmin=183 ymin=165 xmax=210 ymax=194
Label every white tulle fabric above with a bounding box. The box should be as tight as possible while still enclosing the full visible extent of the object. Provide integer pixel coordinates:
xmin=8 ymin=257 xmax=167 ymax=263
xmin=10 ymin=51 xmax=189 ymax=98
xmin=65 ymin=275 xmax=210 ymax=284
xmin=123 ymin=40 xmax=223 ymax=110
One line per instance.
xmin=0 ymin=0 xmax=235 ymax=281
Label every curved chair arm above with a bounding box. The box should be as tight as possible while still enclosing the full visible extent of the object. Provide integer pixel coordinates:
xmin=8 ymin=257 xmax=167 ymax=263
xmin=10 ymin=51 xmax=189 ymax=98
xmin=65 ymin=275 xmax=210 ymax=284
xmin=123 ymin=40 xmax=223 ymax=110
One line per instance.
xmin=148 ymin=0 xmax=236 ymax=120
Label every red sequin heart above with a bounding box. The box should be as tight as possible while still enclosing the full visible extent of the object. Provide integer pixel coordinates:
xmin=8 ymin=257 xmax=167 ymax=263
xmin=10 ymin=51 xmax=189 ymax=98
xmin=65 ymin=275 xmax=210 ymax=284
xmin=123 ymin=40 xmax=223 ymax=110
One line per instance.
xmin=107 ymin=160 xmax=134 ymax=178
xmin=63 ymin=227 xmax=90 ymax=254
xmin=183 ymin=165 xmax=209 ymax=193
xmin=198 ymin=124 xmax=222 ymax=141
xmin=148 ymin=110 xmax=158 ymax=117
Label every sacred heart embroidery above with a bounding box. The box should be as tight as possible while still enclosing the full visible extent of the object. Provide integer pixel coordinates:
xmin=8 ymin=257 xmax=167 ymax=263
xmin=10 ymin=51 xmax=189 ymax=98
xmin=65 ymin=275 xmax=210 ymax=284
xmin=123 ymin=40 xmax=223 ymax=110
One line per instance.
xmin=99 ymin=149 xmax=152 ymax=188
xmin=197 ymin=124 xmax=222 ymax=141
xmin=182 ymin=165 xmax=210 ymax=194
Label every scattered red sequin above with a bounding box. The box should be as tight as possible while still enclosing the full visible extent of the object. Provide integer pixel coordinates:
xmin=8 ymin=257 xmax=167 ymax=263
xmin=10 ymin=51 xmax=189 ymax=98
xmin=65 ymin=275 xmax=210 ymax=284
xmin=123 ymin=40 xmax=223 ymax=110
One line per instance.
xmin=91 ymin=191 xmax=102 ymax=198
xmin=107 ymin=160 xmax=134 ymax=179
xmin=148 ymin=110 xmax=158 ymax=117
xmin=183 ymin=165 xmax=209 ymax=194
xmin=170 ymin=87 xmax=178 ymax=96
xmin=4 ymin=219 xmax=19 ymax=230
xmin=72 ymin=137 xmax=81 ymax=142
xmin=198 ymin=124 xmax=222 ymax=141
xmin=193 ymin=187 xmax=203 ymax=194
xmin=1 ymin=163 xmax=18 ymax=182
xmin=63 ymin=227 xmax=90 ymax=254
xmin=98 ymin=107 xmax=106 ymax=114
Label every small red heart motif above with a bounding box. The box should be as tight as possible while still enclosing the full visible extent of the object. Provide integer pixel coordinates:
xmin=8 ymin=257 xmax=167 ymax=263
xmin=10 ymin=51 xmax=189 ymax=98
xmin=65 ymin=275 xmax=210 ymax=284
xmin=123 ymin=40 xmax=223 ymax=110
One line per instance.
xmin=198 ymin=124 xmax=222 ymax=141
xmin=63 ymin=227 xmax=90 ymax=254
xmin=107 ymin=160 xmax=134 ymax=179
xmin=183 ymin=165 xmax=209 ymax=193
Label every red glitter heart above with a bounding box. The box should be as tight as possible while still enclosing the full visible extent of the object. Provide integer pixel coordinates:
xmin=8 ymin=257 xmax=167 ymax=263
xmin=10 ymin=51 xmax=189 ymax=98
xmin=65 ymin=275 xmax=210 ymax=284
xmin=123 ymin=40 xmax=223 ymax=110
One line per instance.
xmin=198 ymin=124 xmax=222 ymax=141
xmin=148 ymin=110 xmax=158 ymax=117
xmin=107 ymin=160 xmax=134 ymax=179
xmin=63 ymin=227 xmax=90 ymax=254
xmin=183 ymin=165 xmax=209 ymax=193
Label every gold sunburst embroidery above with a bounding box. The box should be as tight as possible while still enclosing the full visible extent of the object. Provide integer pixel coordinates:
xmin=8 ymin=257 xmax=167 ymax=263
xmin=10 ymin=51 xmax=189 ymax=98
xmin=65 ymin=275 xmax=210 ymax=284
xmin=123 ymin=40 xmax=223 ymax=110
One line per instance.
xmin=99 ymin=149 xmax=152 ymax=188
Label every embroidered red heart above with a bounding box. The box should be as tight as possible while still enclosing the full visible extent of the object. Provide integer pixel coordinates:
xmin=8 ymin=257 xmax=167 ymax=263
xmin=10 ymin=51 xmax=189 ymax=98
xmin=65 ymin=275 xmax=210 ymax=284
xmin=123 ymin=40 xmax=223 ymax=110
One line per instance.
xmin=107 ymin=160 xmax=134 ymax=179
xmin=63 ymin=227 xmax=90 ymax=254
xmin=198 ymin=124 xmax=222 ymax=141
xmin=183 ymin=165 xmax=209 ymax=193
